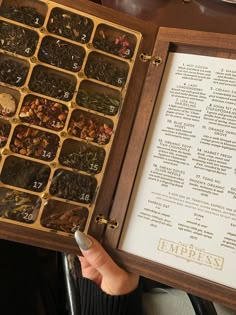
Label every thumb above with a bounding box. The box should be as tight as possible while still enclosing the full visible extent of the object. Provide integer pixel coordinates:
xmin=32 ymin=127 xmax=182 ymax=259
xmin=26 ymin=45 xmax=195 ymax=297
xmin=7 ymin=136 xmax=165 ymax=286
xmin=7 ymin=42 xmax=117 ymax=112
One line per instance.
xmin=75 ymin=230 xmax=124 ymax=280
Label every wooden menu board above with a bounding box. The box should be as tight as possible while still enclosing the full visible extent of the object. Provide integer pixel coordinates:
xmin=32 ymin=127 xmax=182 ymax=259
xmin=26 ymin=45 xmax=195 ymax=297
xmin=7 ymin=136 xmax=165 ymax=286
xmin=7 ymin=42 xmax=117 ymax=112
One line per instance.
xmin=0 ymin=0 xmax=236 ymax=310
xmin=103 ymin=28 xmax=236 ymax=310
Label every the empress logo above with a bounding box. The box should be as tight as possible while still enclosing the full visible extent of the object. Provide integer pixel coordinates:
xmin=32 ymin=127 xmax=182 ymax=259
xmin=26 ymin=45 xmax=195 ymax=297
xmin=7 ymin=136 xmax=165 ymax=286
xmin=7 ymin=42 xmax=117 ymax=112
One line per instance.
xmin=158 ymin=238 xmax=224 ymax=270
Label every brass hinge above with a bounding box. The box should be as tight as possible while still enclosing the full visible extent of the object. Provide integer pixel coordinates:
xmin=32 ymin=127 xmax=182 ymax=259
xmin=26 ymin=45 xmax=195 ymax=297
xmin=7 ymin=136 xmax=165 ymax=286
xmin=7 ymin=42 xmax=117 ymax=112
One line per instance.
xmin=139 ymin=53 xmax=162 ymax=66
xmin=95 ymin=214 xmax=119 ymax=229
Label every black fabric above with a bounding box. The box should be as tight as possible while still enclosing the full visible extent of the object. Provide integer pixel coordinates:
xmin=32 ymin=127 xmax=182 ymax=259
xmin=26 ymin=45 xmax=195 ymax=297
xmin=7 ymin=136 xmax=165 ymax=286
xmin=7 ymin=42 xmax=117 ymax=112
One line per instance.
xmin=78 ymin=277 xmax=143 ymax=315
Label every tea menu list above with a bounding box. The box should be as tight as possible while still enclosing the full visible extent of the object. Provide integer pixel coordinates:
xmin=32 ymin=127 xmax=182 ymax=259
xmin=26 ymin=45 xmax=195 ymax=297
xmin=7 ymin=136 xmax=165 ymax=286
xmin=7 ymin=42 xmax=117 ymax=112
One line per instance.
xmin=119 ymin=52 xmax=236 ymax=289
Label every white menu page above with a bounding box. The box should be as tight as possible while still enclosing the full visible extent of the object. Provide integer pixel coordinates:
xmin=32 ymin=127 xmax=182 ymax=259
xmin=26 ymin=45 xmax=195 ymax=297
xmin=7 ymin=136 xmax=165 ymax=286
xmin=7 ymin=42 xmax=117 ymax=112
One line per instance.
xmin=119 ymin=52 xmax=236 ymax=289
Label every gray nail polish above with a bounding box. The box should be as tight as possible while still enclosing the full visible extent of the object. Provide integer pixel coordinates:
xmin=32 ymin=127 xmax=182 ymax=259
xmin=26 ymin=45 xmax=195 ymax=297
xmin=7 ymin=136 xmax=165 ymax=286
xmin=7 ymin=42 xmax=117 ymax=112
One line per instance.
xmin=74 ymin=230 xmax=92 ymax=250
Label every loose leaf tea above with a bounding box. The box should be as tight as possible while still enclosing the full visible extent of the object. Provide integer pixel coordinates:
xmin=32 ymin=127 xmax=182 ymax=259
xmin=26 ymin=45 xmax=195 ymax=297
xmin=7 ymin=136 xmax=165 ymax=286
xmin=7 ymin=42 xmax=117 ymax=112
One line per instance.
xmin=93 ymin=28 xmax=134 ymax=59
xmin=0 ymin=5 xmax=45 ymax=27
xmin=1 ymin=156 xmax=51 ymax=192
xmin=76 ymin=88 xmax=120 ymax=115
xmin=0 ymin=56 xmax=29 ymax=87
xmin=0 ymin=119 xmax=11 ymax=147
xmin=0 ymin=21 xmax=39 ymax=57
xmin=10 ymin=125 xmax=60 ymax=161
xmin=38 ymin=36 xmax=85 ymax=72
xmin=47 ymin=7 xmax=93 ymax=43
xmin=41 ymin=200 xmax=88 ymax=233
xmin=50 ymin=169 xmax=97 ymax=204
xmin=59 ymin=139 xmax=106 ymax=174
xmin=29 ymin=66 xmax=76 ymax=101
xmin=19 ymin=96 xmax=68 ymax=131
xmin=68 ymin=110 xmax=113 ymax=145
xmin=84 ymin=54 xmax=128 ymax=87
xmin=0 ymin=188 xmax=41 ymax=224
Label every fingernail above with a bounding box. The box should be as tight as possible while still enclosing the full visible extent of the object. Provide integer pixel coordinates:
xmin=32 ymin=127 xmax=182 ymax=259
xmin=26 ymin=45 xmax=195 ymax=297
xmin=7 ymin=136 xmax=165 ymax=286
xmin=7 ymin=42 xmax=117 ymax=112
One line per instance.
xmin=74 ymin=230 xmax=92 ymax=250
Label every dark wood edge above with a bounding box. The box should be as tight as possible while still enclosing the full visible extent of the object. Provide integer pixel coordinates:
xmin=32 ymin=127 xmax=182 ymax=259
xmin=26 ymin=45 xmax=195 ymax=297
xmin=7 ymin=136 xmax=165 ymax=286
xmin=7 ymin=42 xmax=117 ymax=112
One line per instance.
xmin=103 ymin=27 xmax=236 ymax=310
xmin=52 ymin=0 xmax=156 ymax=33
xmin=0 ymin=220 xmax=82 ymax=254
xmin=104 ymin=39 xmax=170 ymax=247
xmin=106 ymin=247 xmax=236 ymax=311
xmin=157 ymin=27 xmax=236 ymax=49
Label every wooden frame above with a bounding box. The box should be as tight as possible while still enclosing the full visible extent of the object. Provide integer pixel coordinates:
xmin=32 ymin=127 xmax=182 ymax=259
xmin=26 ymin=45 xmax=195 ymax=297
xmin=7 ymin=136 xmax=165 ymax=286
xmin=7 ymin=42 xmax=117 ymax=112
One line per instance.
xmin=102 ymin=28 xmax=236 ymax=311
xmin=1 ymin=0 xmax=236 ymax=309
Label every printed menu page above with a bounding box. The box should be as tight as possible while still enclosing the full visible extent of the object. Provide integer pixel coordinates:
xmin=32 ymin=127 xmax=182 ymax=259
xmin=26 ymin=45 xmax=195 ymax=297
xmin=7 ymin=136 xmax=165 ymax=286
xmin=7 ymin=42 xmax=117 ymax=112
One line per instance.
xmin=119 ymin=52 xmax=236 ymax=289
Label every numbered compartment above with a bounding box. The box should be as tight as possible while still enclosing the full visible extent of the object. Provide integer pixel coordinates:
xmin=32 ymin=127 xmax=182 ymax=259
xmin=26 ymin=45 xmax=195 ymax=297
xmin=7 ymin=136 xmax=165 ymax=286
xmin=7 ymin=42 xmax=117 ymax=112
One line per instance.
xmin=41 ymin=199 xmax=88 ymax=233
xmin=0 ymin=118 xmax=11 ymax=148
xmin=10 ymin=125 xmax=60 ymax=161
xmin=29 ymin=65 xmax=76 ymax=101
xmin=93 ymin=24 xmax=137 ymax=59
xmin=84 ymin=52 xmax=129 ymax=87
xmin=76 ymin=80 xmax=121 ymax=116
xmin=0 ymin=187 xmax=41 ymax=224
xmin=19 ymin=95 xmax=68 ymax=131
xmin=0 ymin=156 xmax=50 ymax=192
xmin=0 ymin=21 xmax=39 ymax=57
xmin=49 ymin=168 xmax=97 ymax=204
xmin=0 ymin=54 xmax=29 ymax=87
xmin=47 ymin=7 xmax=93 ymax=44
xmin=0 ymin=85 xmax=20 ymax=117
xmin=68 ymin=110 xmax=113 ymax=145
xmin=0 ymin=0 xmax=47 ymax=28
xmin=38 ymin=36 xmax=86 ymax=72
xmin=59 ymin=138 xmax=106 ymax=174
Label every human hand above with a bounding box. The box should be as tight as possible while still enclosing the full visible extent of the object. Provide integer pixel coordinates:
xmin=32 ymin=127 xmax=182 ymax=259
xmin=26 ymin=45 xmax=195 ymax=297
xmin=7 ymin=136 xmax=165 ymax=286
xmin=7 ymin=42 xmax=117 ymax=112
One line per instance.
xmin=74 ymin=230 xmax=139 ymax=295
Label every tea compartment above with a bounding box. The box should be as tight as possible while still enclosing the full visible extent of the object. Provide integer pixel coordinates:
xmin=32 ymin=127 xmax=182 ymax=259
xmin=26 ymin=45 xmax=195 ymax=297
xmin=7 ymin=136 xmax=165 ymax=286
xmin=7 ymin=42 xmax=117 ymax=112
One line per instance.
xmin=59 ymin=139 xmax=106 ymax=174
xmin=0 ymin=0 xmax=47 ymax=28
xmin=93 ymin=24 xmax=137 ymax=59
xmin=0 ymin=21 xmax=39 ymax=57
xmin=40 ymin=199 xmax=88 ymax=233
xmin=29 ymin=65 xmax=76 ymax=101
xmin=0 ymin=54 xmax=29 ymax=87
xmin=19 ymin=95 xmax=68 ymax=131
xmin=0 ymin=85 xmax=20 ymax=117
xmin=84 ymin=52 xmax=129 ymax=87
xmin=68 ymin=110 xmax=114 ymax=145
xmin=0 ymin=187 xmax=41 ymax=224
xmin=47 ymin=7 xmax=94 ymax=44
xmin=76 ymin=80 xmax=121 ymax=116
xmin=38 ymin=36 xmax=86 ymax=72
xmin=0 ymin=156 xmax=51 ymax=192
xmin=0 ymin=0 xmax=142 ymax=236
xmin=49 ymin=168 xmax=97 ymax=204
xmin=10 ymin=125 xmax=60 ymax=161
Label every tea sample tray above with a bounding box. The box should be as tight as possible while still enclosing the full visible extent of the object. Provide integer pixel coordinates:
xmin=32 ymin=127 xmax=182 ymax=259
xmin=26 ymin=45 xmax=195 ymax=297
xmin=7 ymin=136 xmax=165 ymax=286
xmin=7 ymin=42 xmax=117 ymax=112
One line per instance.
xmin=0 ymin=0 xmax=156 ymax=247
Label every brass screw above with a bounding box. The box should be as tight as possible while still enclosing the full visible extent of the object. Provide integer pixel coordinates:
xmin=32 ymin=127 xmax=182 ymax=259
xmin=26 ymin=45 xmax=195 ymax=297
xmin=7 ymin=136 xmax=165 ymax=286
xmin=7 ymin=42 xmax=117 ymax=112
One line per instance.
xmin=41 ymin=192 xmax=49 ymax=199
xmin=39 ymin=27 xmax=46 ymax=33
xmin=30 ymin=56 xmax=37 ymax=63
xmin=60 ymin=131 xmax=67 ymax=137
xmin=78 ymin=72 xmax=84 ymax=78
xmin=69 ymin=101 xmax=76 ymax=108
xmin=1 ymin=148 xmax=9 ymax=155
xmin=11 ymin=118 xmax=19 ymax=124
xmin=50 ymin=162 xmax=57 ymax=168
xmin=21 ymin=87 xmax=28 ymax=93
xmin=86 ymin=43 xmax=93 ymax=49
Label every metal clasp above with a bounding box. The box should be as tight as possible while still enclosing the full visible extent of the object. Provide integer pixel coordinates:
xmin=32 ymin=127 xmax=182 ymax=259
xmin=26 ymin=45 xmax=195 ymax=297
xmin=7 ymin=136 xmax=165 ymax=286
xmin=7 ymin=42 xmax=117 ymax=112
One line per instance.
xmin=95 ymin=214 xmax=119 ymax=229
xmin=139 ymin=53 xmax=162 ymax=66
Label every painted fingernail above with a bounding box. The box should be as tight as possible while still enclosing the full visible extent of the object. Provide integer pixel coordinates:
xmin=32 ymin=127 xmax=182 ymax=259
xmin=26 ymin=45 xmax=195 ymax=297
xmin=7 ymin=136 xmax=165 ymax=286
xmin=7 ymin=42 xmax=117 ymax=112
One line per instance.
xmin=74 ymin=230 xmax=92 ymax=250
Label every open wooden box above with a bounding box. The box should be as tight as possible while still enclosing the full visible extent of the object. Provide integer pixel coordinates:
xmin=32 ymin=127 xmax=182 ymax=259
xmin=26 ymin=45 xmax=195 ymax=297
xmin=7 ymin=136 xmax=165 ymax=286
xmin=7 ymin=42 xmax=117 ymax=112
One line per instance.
xmin=0 ymin=0 xmax=236 ymax=310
